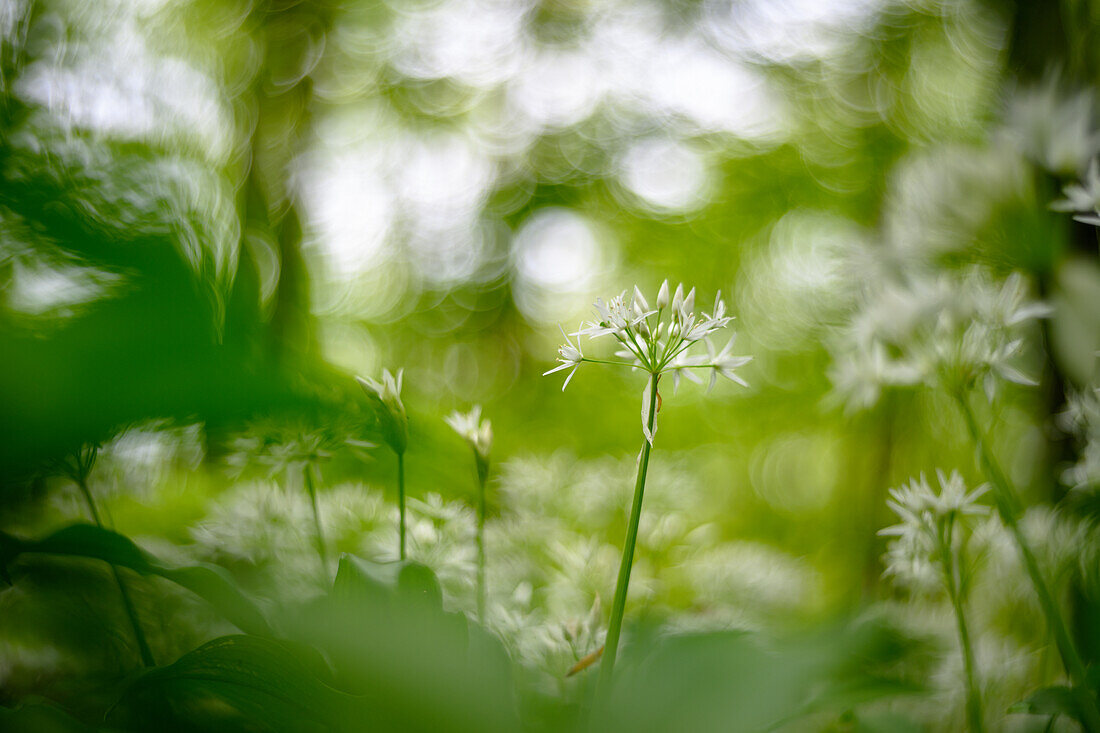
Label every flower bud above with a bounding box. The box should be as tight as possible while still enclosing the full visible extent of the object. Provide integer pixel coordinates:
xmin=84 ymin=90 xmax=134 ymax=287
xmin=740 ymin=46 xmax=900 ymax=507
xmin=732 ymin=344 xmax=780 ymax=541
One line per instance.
xmin=656 ymin=279 xmax=670 ymax=309
xmin=356 ymin=369 xmax=408 ymax=455
xmin=682 ymin=287 xmax=695 ymax=319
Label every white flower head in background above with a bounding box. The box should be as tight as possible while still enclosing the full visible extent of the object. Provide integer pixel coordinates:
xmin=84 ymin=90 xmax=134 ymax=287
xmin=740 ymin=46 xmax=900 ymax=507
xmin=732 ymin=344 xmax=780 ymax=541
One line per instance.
xmin=879 ymin=470 xmax=989 ymax=591
xmin=544 ymin=280 xmax=751 ymax=442
xmin=1060 ymin=387 xmax=1100 ymax=492
xmin=1005 ymin=73 xmax=1100 ymax=176
xmin=829 ymin=269 xmax=1052 ymax=411
xmin=356 ymin=368 xmax=408 ymax=455
xmin=1052 ymin=157 xmax=1100 ymax=226
xmin=445 ymin=404 xmax=492 ymax=461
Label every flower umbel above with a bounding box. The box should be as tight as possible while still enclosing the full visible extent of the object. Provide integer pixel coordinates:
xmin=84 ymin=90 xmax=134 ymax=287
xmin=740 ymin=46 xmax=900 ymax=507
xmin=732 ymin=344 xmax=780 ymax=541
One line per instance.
xmin=879 ymin=470 xmax=989 ymax=589
xmin=445 ymin=405 xmax=494 ymax=623
xmin=545 ymin=280 xmax=751 ymax=441
xmin=1052 ymin=157 xmax=1100 ymax=226
xmin=356 ymin=367 xmax=410 ymax=560
xmin=879 ymin=469 xmax=988 ymax=731
xmin=445 ymin=405 xmax=493 ymax=462
xmin=829 ymin=270 xmax=1051 ymax=411
xmin=356 ymin=368 xmax=408 ymax=455
xmin=546 ymin=281 xmax=751 ymax=694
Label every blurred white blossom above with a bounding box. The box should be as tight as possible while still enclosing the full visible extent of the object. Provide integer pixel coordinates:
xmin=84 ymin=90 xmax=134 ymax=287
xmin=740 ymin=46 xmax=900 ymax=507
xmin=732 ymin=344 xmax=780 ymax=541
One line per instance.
xmin=1004 ymin=74 xmax=1100 ymax=176
xmin=830 ymin=270 xmax=1050 ymax=411
xmin=1052 ymin=158 xmax=1100 ymax=226
xmin=879 ymin=470 xmax=989 ymax=592
xmin=1060 ymin=387 xmax=1100 ymax=493
xmin=445 ymin=405 xmax=493 ymax=461
xmin=356 ymin=368 xmax=408 ymax=455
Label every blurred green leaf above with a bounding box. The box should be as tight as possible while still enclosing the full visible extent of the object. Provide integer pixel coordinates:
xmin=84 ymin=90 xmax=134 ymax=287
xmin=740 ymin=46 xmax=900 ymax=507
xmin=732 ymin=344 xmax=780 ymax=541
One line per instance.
xmin=0 ymin=703 xmax=99 ymax=733
xmin=0 ymin=524 xmax=272 ymax=637
xmin=283 ymin=554 xmax=519 ymax=733
xmin=1008 ymin=684 xmax=1091 ymax=723
xmin=108 ymin=634 xmax=358 ymax=733
xmin=592 ymin=617 xmax=924 ymax=733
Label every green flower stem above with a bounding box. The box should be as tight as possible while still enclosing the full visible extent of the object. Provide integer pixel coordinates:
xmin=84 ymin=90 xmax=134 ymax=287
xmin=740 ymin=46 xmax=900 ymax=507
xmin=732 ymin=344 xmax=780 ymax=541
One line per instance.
xmin=476 ymin=460 xmax=488 ymax=624
xmin=75 ymin=478 xmax=154 ymax=668
xmin=397 ymin=451 xmax=407 ymax=561
xmin=597 ymin=374 xmax=659 ymax=696
xmin=955 ymin=391 xmax=1100 ymax=730
xmin=939 ymin=520 xmax=983 ymax=733
xmin=303 ymin=463 xmax=329 ymax=578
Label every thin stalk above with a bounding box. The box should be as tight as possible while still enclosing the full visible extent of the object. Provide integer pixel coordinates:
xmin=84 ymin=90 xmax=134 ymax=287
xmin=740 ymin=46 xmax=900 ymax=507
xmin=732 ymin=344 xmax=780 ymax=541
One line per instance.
xmin=75 ymin=478 xmax=154 ymax=668
xmin=955 ymin=391 xmax=1100 ymax=730
xmin=303 ymin=462 xmax=329 ymax=578
xmin=940 ymin=520 xmax=983 ymax=733
xmin=597 ymin=374 xmax=659 ymax=697
xmin=476 ymin=459 xmax=488 ymax=624
xmin=397 ymin=451 xmax=406 ymax=561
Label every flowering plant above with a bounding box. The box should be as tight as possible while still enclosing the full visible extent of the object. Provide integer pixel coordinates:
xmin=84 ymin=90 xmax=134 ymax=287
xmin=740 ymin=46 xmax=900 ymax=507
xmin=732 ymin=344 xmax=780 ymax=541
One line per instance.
xmin=546 ymin=281 xmax=751 ymax=443
xmin=547 ymin=280 xmax=750 ymax=692
xmin=880 ymin=470 xmax=989 ymax=731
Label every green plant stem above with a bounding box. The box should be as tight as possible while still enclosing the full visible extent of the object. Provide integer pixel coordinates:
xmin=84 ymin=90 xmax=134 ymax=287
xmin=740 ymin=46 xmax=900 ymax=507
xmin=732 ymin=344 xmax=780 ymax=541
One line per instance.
xmin=940 ymin=521 xmax=983 ymax=733
xmin=955 ymin=391 xmax=1100 ymax=730
xmin=303 ymin=462 xmax=329 ymax=578
xmin=75 ymin=478 xmax=154 ymax=668
xmin=397 ymin=451 xmax=406 ymax=561
xmin=476 ymin=461 xmax=487 ymax=624
xmin=597 ymin=374 xmax=659 ymax=697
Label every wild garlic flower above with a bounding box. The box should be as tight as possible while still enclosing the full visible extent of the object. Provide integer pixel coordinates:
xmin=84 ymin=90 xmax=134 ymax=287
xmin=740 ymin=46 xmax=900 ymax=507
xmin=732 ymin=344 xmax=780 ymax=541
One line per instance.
xmin=1060 ymin=387 xmax=1100 ymax=492
xmin=879 ymin=470 xmax=989 ymax=591
xmin=544 ymin=281 xmax=751 ymax=439
xmin=830 ymin=270 xmax=1051 ymax=411
xmin=445 ymin=405 xmax=492 ymax=462
xmin=355 ymin=368 xmax=408 ymax=455
xmin=224 ymin=421 xmax=342 ymax=479
xmin=1005 ymin=73 xmax=1100 ymax=176
xmin=1052 ymin=157 xmax=1100 ymax=226
xmin=543 ymin=325 xmax=584 ymax=390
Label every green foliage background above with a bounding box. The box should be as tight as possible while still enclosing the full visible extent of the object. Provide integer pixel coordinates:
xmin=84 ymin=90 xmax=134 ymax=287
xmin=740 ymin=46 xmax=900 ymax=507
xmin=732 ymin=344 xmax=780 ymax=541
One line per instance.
xmin=2 ymin=0 xmax=1100 ymax=730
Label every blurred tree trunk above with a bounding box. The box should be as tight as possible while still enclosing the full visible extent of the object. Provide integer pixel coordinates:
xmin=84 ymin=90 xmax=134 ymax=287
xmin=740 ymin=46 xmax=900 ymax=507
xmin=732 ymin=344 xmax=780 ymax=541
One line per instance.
xmin=237 ymin=0 xmax=336 ymax=368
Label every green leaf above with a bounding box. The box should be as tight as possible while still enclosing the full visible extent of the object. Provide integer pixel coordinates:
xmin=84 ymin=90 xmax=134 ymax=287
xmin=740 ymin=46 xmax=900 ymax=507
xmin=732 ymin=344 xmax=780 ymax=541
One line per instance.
xmin=151 ymin=563 xmax=273 ymax=640
xmin=0 ymin=703 xmax=99 ymax=732
xmin=0 ymin=524 xmax=272 ymax=637
xmin=592 ymin=616 xmax=925 ymax=733
xmin=109 ymin=635 xmax=360 ymax=732
xmin=281 ymin=554 xmax=519 ymax=733
xmin=1008 ymin=685 xmax=1092 ymax=722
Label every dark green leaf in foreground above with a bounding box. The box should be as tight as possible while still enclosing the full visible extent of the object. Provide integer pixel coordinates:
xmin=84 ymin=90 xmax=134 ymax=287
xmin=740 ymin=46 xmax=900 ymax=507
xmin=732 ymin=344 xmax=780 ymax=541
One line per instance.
xmin=591 ymin=616 xmax=924 ymax=733
xmin=0 ymin=703 xmax=100 ymax=733
xmin=284 ymin=554 xmax=519 ymax=733
xmin=1008 ymin=684 xmax=1092 ymax=724
xmin=0 ymin=524 xmax=272 ymax=637
xmin=107 ymin=634 xmax=359 ymax=733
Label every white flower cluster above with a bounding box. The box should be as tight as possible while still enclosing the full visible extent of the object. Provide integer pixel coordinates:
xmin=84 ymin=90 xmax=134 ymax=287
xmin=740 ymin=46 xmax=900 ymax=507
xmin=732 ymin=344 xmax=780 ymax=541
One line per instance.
xmin=444 ymin=405 xmax=492 ymax=461
xmin=830 ymin=270 xmax=1051 ymax=411
xmin=223 ymin=421 xmax=345 ymax=480
xmin=356 ymin=368 xmax=408 ymax=455
xmin=879 ymin=470 xmax=989 ymax=591
xmin=1004 ymin=73 xmax=1100 ymax=177
xmin=545 ymin=281 xmax=751 ymax=441
xmin=1053 ymin=157 xmax=1100 ymax=226
xmin=1060 ymin=387 xmax=1100 ymax=493
xmin=190 ymin=481 xmax=396 ymax=600
xmin=481 ymin=453 xmax=815 ymax=684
